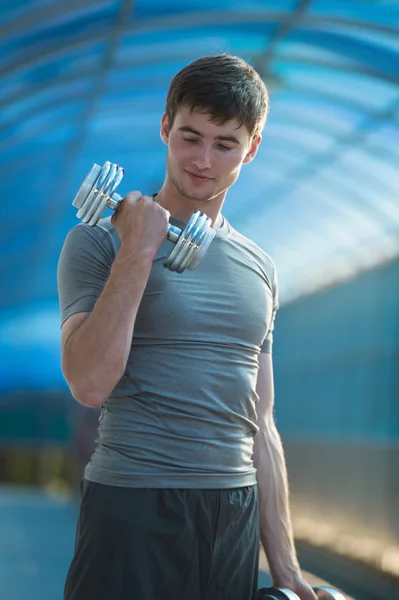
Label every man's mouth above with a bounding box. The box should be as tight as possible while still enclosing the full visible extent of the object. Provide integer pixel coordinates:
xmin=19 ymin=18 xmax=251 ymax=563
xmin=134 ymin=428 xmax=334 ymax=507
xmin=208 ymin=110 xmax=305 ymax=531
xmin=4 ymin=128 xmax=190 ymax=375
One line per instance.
xmin=185 ymin=170 xmax=214 ymax=183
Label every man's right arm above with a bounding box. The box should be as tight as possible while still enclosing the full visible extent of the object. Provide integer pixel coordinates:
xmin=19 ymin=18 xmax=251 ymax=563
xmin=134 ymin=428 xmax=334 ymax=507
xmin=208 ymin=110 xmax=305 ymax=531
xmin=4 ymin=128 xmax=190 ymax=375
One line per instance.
xmin=60 ymin=192 xmax=169 ymax=408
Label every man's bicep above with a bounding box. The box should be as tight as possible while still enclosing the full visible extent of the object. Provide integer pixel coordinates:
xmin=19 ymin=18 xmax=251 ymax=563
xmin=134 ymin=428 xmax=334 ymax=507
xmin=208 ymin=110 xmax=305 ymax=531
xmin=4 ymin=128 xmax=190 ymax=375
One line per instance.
xmin=256 ymin=351 xmax=275 ymax=421
xmin=57 ymin=224 xmax=112 ymax=326
xmin=261 ymin=262 xmax=279 ymax=353
xmin=61 ymin=312 xmax=90 ymax=350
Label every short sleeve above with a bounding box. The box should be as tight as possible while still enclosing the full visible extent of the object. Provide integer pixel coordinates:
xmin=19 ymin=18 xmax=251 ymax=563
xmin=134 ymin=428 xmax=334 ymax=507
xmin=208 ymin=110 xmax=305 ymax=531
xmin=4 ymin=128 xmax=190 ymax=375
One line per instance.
xmin=57 ymin=223 xmax=115 ymax=327
xmin=260 ymin=263 xmax=279 ymax=353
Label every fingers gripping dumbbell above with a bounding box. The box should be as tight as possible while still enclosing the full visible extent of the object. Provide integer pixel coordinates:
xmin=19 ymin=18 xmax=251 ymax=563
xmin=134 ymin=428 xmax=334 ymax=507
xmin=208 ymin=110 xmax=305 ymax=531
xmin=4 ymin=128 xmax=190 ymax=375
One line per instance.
xmin=72 ymin=161 xmax=216 ymax=273
xmin=257 ymin=586 xmax=346 ymax=600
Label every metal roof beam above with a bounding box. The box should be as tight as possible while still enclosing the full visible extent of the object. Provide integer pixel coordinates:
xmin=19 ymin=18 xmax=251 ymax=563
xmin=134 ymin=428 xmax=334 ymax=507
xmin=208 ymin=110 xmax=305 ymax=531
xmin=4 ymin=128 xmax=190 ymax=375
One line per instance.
xmin=0 ymin=0 xmax=113 ymax=41
xmin=255 ymin=0 xmax=314 ymax=79
xmin=2 ymin=10 xmax=399 ymax=81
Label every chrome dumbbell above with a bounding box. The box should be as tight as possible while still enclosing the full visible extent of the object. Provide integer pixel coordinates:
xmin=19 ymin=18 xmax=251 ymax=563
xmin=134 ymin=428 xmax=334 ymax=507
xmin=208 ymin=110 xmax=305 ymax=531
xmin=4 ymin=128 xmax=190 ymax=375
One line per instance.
xmin=257 ymin=587 xmax=301 ymax=600
xmin=72 ymin=161 xmax=216 ymax=273
xmin=257 ymin=586 xmax=346 ymax=600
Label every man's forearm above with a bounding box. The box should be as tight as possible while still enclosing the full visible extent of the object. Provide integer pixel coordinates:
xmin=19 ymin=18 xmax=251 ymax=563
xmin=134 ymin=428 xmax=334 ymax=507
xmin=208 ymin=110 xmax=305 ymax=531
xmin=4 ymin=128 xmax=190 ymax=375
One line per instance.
xmin=253 ymin=418 xmax=301 ymax=587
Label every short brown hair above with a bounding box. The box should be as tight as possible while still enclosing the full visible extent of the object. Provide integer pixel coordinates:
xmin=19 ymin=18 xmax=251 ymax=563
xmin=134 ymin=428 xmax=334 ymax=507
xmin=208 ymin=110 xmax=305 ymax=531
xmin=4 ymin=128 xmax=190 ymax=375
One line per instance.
xmin=165 ymin=54 xmax=269 ymax=138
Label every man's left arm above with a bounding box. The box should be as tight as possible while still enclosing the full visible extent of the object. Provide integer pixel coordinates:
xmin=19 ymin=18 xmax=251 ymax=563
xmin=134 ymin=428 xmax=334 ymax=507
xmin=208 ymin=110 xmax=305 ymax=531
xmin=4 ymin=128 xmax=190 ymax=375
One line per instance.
xmin=254 ymin=352 xmax=317 ymax=600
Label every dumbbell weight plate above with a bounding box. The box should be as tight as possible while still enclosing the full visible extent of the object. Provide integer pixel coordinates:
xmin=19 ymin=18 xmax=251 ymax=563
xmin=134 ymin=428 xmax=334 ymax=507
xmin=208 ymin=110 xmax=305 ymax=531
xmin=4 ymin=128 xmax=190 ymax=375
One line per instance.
xmin=83 ymin=162 xmax=124 ymax=225
xmin=76 ymin=163 xmax=111 ymax=225
xmin=73 ymin=162 xmax=124 ymax=226
xmin=257 ymin=587 xmax=300 ymax=600
xmin=73 ymin=163 xmax=101 ymax=213
xmin=257 ymin=586 xmax=346 ymax=600
xmin=164 ymin=211 xmax=215 ymax=273
xmin=313 ymin=586 xmax=346 ymax=600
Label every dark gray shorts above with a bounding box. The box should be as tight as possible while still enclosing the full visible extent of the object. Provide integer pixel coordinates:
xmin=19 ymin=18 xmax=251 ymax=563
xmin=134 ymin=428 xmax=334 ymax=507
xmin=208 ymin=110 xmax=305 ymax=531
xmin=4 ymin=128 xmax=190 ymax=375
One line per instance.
xmin=64 ymin=480 xmax=260 ymax=600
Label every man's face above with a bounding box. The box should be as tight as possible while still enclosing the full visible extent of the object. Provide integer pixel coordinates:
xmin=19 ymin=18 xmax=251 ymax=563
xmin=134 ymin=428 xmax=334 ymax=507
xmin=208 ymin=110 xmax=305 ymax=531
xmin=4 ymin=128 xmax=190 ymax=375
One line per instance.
xmin=160 ymin=106 xmax=261 ymax=204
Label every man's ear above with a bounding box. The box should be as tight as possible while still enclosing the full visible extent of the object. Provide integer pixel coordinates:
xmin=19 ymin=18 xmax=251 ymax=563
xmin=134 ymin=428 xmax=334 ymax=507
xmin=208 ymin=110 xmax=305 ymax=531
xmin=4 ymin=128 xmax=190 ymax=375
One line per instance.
xmin=160 ymin=113 xmax=170 ymax=145
xmin=242 ymin=134 xmax=262 ymax=164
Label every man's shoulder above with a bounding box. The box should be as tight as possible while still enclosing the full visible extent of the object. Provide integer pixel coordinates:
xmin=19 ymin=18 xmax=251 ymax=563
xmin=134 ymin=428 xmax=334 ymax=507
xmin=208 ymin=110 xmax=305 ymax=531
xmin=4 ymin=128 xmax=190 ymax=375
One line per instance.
xmin=67 ymin=217 xmax=119 ymax=251
xmin=227 ymin=222 xmax=276 ymax=272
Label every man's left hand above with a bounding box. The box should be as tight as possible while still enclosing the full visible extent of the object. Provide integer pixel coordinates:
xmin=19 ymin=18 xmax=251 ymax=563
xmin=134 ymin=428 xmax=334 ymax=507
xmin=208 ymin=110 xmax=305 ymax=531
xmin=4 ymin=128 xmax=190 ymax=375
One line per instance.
xmin=289 ymin=576 xmax=318 ymax=600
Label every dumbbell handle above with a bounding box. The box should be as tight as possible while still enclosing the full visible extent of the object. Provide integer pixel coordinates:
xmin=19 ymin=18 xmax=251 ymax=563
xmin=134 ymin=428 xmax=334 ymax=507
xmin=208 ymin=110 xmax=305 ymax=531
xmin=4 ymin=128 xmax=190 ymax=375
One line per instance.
xmin=73 ymin=162 xmax=216 ymax=273
xmin=106 ymin=191 xmax=181 ymax=244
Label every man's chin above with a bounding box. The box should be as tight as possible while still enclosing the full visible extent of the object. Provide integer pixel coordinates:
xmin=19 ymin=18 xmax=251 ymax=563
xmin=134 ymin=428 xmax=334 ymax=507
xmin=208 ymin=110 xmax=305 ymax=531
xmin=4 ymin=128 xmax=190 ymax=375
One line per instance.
xmin=172 ymin=176 xmax=220 ymax=203
xmin=181 ymin=184 xmax=222 ymax=203
xmin=178 ymin=188 xmax=211 ymax=203
xmin=186 ymin=194 xmax=211 ymax=203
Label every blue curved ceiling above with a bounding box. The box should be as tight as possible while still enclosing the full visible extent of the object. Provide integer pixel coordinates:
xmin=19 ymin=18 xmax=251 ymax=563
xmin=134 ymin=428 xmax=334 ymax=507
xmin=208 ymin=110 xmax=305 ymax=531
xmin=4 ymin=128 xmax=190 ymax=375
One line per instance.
xmin=1 ymin=0 xmax=399 ymax=391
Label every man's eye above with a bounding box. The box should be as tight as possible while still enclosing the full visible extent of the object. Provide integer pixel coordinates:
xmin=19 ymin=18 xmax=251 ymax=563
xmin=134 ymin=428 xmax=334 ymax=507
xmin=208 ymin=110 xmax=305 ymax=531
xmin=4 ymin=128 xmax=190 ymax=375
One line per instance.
xmin=217 ymin=144 xmax=232 ymax=152
xmin=184 ymin=137 xmax=199 ymax=144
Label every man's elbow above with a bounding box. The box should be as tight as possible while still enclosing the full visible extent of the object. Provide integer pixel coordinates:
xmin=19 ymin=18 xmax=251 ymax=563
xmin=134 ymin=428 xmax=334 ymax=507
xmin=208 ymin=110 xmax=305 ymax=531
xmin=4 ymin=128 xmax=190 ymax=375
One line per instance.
xmin=71 ymin=386 xmax=106 ymax=408
xmin=61 ymin=358 xmax=123 ymax=408
xmin=62 ymin=367 xmax=115 ymax=408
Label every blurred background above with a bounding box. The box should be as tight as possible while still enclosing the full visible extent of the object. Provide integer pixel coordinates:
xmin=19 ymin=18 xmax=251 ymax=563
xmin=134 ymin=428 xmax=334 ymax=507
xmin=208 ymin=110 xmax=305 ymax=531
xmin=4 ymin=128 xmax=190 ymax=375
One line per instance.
xmin=1 ymin=1 xmax=399 ymax=599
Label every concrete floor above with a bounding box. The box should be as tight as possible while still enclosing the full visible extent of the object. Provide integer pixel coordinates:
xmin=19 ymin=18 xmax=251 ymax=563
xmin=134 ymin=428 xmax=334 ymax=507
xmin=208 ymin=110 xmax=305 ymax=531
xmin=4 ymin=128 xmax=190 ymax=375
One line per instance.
xmin=0 ymin=486 xmax=79 ymax=600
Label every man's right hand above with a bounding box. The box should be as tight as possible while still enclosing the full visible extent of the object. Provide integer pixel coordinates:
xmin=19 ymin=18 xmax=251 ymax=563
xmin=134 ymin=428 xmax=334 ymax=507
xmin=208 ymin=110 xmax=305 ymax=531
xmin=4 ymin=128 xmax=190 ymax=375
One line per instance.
xmin=111 ymin=191 xmax=170 ymax=260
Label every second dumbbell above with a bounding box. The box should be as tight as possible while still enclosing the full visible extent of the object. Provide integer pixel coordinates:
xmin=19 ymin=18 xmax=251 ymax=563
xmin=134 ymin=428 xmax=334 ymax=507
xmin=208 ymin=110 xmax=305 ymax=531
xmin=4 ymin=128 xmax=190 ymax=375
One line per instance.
xmin=257 ymin=585 xmax=346 ymax=600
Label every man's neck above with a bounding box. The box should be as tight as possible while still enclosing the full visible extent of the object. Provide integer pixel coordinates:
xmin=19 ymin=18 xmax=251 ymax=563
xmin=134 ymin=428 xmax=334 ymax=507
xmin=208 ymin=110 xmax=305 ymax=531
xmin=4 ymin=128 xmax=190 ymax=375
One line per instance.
xmin=154 ymin=178 xmax=225 ymax=229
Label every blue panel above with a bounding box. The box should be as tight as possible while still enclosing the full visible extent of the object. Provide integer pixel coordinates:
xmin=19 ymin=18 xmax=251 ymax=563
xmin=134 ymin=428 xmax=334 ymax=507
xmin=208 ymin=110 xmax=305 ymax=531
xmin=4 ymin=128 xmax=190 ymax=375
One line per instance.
xmin=271 ymin=64 xmax=399 ymax=109
xmin=310 ymin=0 xmax=399 ymax=26
xmin=1 ymin=81 xmax=91 ymax=126
xmin=366 ymin=124 xmax=399 ymax=159
xmin=2 ymin=102 xmax=85 ymax=151
xmin=269 ymin=105 xmax=365 ymax=136
xmin=133 ymin=0 xmax=297 ymax=19
xmin=116 ymin=30 xmax=268 ymax=64
xmin=119 ymin=23 xmax=277 ymax=49
xmin=262 ymin=122 xmax=335 ymax=151
xmin=1 ymin=5 xmax=118 ymax=64
xmin=281 ymin=29 xmax=399 ymax=80
xmin=273 ymin=258 xmax=399 ymax=441
xmin=0 ymin=51 xmax=107 ymax=117
xmin=0 ymin=305 xmax=65 ymax=392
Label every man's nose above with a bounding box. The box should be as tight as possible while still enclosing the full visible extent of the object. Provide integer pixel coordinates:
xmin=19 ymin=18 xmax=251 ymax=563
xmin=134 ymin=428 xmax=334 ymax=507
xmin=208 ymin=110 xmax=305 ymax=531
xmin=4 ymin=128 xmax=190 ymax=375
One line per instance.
xmin=192 ymin=146 xmax=212 ymax=170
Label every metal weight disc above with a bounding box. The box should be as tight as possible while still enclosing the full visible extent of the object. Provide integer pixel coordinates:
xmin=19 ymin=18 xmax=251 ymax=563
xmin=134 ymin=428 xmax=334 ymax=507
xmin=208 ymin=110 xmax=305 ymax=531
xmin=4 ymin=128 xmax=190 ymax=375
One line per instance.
xmin=163 ymin=211 xmax=200 ymax=271
xmin=175 ymin=213 xmax=213 ymax=272
xmin=166 ymin=212 xmax=208 ymax=273
xmin=86 ymin=163 xmax=123 ymax=226
xmin=164 ymin=211 xmax=214 ymax=273
xmin=74 ymin=162 xmax=124 ymax=226
xmin=104 ymin=165 xmax=124 ymax=208
xmin=72 ymin=163 xmax=102 ymax=210
xmin=76 ymin=161 xmax=112 ymax=222
xmin=313 ymin=587 xmax=346 ymax=600
xmin=257 ymin=588 xmax=300 ymax=600
xmin=272 ymin=589 xmax=300 ymax=600
xmin=183 ymin=221 xmax=215 ymax=271
xmin=80 ymin=162 xmax=114 ymax=225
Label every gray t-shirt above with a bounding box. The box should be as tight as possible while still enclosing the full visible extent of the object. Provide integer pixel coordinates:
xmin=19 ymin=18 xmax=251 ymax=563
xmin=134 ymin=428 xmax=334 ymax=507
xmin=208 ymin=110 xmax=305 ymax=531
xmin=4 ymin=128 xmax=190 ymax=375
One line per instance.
xmin=57 ymin=214 xmax=278 ymax=488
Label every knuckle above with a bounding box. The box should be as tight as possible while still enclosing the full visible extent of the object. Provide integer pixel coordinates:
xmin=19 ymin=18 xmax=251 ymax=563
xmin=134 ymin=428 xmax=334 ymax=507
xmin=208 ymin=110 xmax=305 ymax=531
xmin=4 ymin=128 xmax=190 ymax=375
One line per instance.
xmin=137 ymin=194 xmax=149 ymax=205
xmin=126 ymin=191 xmax=141 ymax=202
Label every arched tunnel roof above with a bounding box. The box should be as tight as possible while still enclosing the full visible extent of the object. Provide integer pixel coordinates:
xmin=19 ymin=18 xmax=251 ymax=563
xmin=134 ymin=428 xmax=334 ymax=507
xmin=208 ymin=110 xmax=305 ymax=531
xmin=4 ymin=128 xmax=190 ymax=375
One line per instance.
xmin=1 ymin=0 xmax=399 ymax=388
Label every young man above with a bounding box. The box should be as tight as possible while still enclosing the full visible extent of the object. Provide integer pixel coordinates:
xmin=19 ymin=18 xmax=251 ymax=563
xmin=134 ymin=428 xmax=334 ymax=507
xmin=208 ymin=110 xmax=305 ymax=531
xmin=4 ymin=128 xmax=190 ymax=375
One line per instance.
xmin=58 ymin=54 xmax=316 ymax=600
